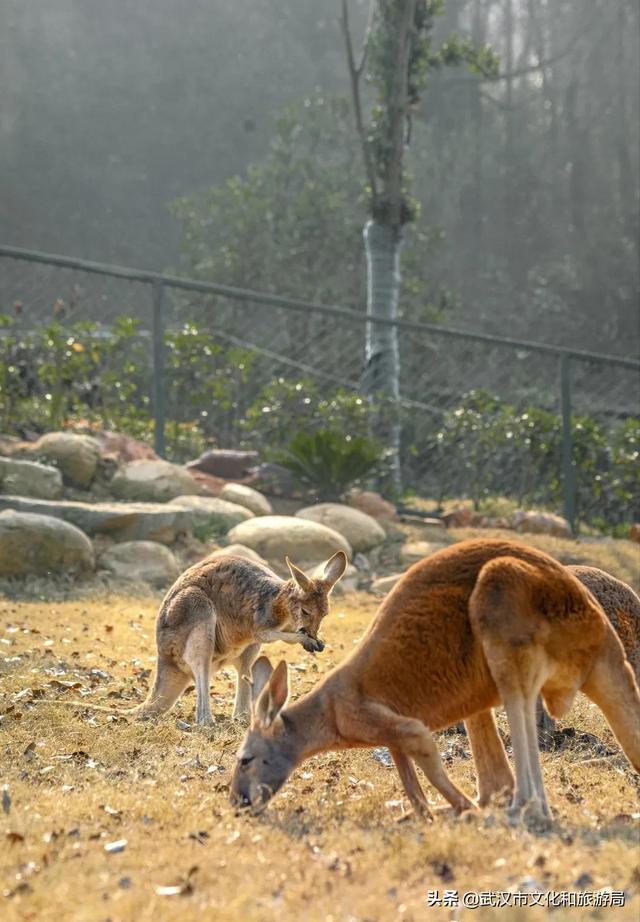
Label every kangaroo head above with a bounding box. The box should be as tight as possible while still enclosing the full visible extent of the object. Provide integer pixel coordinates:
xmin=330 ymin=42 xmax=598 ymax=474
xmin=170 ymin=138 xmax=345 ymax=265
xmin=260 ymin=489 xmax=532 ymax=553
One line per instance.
xmin=230 ymin=658 xmax=295 ymax=813
xmin=278 ymin=550 xmax=348 ymax=652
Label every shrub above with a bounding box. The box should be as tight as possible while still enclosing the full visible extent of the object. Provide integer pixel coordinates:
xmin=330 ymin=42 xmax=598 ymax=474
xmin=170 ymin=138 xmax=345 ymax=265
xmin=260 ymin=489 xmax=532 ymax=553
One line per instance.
xmin=276 ymin=428 xmax=382 ymax=501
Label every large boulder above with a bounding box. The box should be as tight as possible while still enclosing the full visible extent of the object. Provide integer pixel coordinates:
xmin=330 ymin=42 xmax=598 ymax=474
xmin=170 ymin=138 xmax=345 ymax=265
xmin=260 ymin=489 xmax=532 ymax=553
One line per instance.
xmin=512 ymin=510 xmax=571 ymax=538
xmin=110 ymin=460 xmax=199 ymax=502
xmin=370 ymin=573 xmax=404 ymax=595
xmin=219 ymin=483 xmax=272 ymax=516
xmin=206 ymin=544 xmax=270 ymax=567
xmin=295 ymin=503 xmax=385 ymax=553
xmin=0 ymin=457 xmax=63 ymax=500
xmin=228 ymin=515 xmax=351 ymax=575
xmin=186 ymin=449 xmax=258 ymax=480
xmin=0 ymin=509 xmax=94 ymax=577
xmin=249 ymin=462 xmax=301 ymax=498
xmin=168 ymin=496 xmax=254 ymax=533
xmin=93 ymin=430 xmax=159 ymax=465
xmin=32 ymin=432 xmax=101 ymax=489
xmin=0 ymin=496 xmax=193 ymax=544
xmin=399 ymin=541 xmax=448 ymax=565
xmin=347 ymin=490 xmax=398 ymax=523
xmin=98 ymin=541 xmax=179 ymax=588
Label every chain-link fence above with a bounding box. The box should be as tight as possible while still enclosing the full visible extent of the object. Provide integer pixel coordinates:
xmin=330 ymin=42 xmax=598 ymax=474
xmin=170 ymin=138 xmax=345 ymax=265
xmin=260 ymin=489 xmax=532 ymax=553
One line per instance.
xmin=1 ymin=244 xmax=638 ymax=532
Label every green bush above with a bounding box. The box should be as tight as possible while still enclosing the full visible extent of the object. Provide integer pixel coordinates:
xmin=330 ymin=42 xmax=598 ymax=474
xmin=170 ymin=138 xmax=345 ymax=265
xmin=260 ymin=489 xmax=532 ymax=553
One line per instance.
xmin=415 ymin=390 xmax=639 ymax=528
xmin=275 ymin=428 xmax=382 ymax=501
xmin=242 ymin=377 xmax=371 ymax=450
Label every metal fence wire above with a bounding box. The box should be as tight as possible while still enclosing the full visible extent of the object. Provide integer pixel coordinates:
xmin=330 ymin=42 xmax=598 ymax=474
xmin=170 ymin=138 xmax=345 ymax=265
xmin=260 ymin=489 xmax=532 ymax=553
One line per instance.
xmin=1 ymin=244 xmax=638 ymax=533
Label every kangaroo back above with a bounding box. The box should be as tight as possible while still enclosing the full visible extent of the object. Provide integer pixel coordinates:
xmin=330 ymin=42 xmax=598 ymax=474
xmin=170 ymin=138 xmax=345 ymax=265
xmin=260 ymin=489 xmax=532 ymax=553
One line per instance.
xmin=568 ymin=565 xmax=640 ymax=679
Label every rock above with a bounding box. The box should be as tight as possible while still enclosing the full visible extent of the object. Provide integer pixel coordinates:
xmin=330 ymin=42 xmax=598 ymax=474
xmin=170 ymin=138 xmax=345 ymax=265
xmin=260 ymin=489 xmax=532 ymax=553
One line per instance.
xmin=630 ymin=524 xmax=640 ymax=544
xmin=512 ymin=510 xmax=572 ymax=538
xmin=400 ymin=541 xmax=448 ymax=565
xmin=110 ymin=460 xmax=199 ymax=503
xmin=219 ymin=483 xmax=273 ymax=516
xmin=0 ymin=509 xmax=94 ymax=577
xmin=31 ymin=432 xmax=101 ymax=489
xmin=93 ymin=430 xmax=159 ymax=465
xmin=186 ymin=449 xmax=258 ymax=480
xmin=249 ymin=462 xmax=301 ymax=498
xmin=0 ymin=434 xmax=23 ymax=456
xmin=370 ymin=573 xmax=403 ymax=595
xmin=0 ymin=457 xmax=63 ymax=500
xmin=295 ymin=503 xmax=385 ymax=553
xmin=228 ymin=515 xmax=352 ymax=575
xmin=168 ymin=496 xmax=254 ymax=533
xmin=98 ymin=541 xmax=179 ymax=587
xmin=0 ymin=496 xmax=193 ymax=544
xmin=441 ymin=507 xmax=477 ymax=528
xmin=187 ymin=470 xmax=226 ymax=496
xmin=347 ymin=490 xmax=398 ymax=522
xmin=206 ymin=544 xmax=270 ymax=566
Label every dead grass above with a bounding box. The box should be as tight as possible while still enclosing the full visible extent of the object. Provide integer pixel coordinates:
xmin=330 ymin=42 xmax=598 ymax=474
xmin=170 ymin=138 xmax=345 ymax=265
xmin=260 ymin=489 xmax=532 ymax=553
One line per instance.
xmin=1 ymin=554 xmax=639 ymax=920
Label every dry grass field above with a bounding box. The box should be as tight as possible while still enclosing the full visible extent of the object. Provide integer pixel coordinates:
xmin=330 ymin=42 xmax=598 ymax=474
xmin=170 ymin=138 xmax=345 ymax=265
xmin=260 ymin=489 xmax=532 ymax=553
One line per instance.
xmin=1 ymin=532 xmax=639 ymax=921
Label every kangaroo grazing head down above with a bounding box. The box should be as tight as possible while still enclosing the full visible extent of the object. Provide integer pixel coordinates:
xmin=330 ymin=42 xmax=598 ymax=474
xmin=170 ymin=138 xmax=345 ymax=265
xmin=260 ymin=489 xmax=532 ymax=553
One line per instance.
xmin=231 ymin=658 xmax=296 ymax=813
xmin=280 ymin=550 xmax=348 ymax=652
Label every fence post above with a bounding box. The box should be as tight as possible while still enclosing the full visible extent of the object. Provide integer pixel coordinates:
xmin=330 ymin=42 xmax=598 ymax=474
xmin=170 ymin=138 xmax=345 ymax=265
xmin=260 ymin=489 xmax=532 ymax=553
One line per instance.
xmin=152 ymin=279 xmax=166 ymax=457
xmin=560 ymin=353 xmax=576 ymax=534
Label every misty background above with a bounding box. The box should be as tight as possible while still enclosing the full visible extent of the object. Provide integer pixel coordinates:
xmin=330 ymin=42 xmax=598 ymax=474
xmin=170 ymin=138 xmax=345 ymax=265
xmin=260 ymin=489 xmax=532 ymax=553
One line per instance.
xmin=1 ymin=0 xmax=639 ymax=354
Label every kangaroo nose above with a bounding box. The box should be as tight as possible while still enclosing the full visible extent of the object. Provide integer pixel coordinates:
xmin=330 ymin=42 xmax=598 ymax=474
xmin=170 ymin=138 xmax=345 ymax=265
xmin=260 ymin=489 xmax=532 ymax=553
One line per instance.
xmin=230 ymin=789 xmax=251 ymax=808
xmin=315 ymin=637 xmax=325 ymax=652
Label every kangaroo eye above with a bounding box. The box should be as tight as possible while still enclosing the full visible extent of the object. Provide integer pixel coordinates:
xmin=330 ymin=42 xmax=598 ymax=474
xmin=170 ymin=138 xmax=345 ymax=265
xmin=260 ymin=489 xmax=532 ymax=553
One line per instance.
xmin=301 ymin=609 xmax=311 ymax=618
xmin=239 ymin=756 xmax=254 ymax=768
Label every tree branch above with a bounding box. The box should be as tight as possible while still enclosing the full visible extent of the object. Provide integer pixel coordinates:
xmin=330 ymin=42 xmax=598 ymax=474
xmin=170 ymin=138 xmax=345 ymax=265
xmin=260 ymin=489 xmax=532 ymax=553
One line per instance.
xmin=340 ymin=0 xmax=378 ymax=202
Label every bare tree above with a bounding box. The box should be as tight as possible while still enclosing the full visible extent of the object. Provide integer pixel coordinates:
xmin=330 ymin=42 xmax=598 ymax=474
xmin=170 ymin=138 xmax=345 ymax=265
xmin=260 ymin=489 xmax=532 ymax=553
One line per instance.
xmin=340 ymin=0 xmax=497 ymax=493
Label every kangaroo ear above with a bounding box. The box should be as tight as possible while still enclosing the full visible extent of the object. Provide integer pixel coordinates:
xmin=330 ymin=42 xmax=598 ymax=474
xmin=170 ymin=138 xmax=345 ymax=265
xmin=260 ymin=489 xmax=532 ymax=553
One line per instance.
xmin=247 ymin=656 xmax=274 ymax=706
xmin=321 ymin=550 xmax=348 ymax=591
xmin=286 ymin=556 xmax=314 ymax=594
xmin=253 ymin=660 xmax=289 ymax=729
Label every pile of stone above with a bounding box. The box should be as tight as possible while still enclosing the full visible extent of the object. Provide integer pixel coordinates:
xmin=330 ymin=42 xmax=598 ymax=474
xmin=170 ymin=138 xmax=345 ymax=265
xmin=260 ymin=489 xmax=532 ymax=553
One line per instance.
xmin=0 ymin=431 xmax=391 ymax=591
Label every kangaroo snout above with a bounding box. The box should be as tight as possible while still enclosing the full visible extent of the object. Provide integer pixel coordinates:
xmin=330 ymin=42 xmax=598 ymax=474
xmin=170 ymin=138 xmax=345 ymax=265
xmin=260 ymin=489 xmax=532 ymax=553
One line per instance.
xmin=298 ymin=628 xmax=325 ymax=653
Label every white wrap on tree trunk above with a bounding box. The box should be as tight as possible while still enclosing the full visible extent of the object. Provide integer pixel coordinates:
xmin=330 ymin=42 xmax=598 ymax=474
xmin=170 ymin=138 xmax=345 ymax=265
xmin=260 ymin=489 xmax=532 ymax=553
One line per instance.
xmin=362 ymin=219 xmax=402 ymax=493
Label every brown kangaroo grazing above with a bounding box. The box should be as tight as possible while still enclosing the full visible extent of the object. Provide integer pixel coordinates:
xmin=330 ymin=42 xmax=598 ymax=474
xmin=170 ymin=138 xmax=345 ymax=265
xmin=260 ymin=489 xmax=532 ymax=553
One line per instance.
xmin=231 ymin=539 xmax=640 ymax=820
xmin=475 ymin=563 xmax=640 ymax=805
xmin=74 ymin=551 xmax=347 ymax=726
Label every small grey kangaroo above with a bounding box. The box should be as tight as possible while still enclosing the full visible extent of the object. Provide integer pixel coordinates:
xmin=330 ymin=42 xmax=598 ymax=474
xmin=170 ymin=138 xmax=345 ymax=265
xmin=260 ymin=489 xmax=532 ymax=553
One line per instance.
xmin=79 ymin=550 xmax=347 ymax=726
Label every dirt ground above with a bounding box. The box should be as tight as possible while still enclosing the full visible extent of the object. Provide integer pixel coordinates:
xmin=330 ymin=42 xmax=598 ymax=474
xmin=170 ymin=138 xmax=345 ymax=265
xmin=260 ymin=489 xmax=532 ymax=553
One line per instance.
xmin=1 ymin=534 xmax=639 ymax=921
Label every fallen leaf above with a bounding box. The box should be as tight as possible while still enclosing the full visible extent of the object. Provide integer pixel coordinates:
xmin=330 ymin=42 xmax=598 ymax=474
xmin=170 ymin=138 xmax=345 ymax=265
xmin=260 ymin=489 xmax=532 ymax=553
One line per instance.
xmin=2 ymin=787 xmax=11 ymax=814
xmin=23 ymin=742 xmax=36 ymax=762
xmin=155 ymin=885 xmax=184 ymax=897
xmin=6 ymin=831 xmax=25 ymax=844
xmin=104 ymin=839 xmax=128 ymax=854
xmin=102 ymin=805 xmax=122 ymax=818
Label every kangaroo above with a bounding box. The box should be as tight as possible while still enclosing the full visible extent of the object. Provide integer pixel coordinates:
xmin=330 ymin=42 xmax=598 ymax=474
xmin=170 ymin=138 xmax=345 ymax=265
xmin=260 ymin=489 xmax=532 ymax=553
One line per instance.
xmin=230 ymin=539 xmax=640 ymax=820
xmin=74 ymin=550 xmax=347 ymax=726
xmin=472 ymin=564 xmax=640 ymax=805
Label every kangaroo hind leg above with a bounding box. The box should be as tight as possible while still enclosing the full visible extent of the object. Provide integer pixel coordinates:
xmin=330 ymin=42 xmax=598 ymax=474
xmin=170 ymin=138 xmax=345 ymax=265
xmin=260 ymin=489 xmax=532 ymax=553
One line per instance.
xmin=470 ymin=557 xmax=553 ymax=820
xmin=183 ymin=607 xmax=218 ymax=728
xmin=138 ymin=659 xmax=190 ymax=719
xmin=232 ymin=643 xmax=261 ymax=721
xmin=465 ymin=710 xmax=514 ymax=806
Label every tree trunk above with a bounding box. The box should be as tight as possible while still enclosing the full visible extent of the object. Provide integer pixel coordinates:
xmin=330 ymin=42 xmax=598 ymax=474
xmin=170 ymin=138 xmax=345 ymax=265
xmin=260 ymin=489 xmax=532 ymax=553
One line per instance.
xmin=362 ymin=219 xmax=402 ymax=495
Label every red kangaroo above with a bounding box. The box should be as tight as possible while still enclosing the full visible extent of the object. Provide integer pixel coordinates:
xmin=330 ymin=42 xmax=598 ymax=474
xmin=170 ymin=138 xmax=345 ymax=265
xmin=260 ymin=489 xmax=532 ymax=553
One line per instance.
xmin=231 ymin=539 xmax=640 ymax=820
xmin=69 ymin=551 xmax=347 ymax=727
xmin=475 ymin=563 xmax=640 ymax=805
